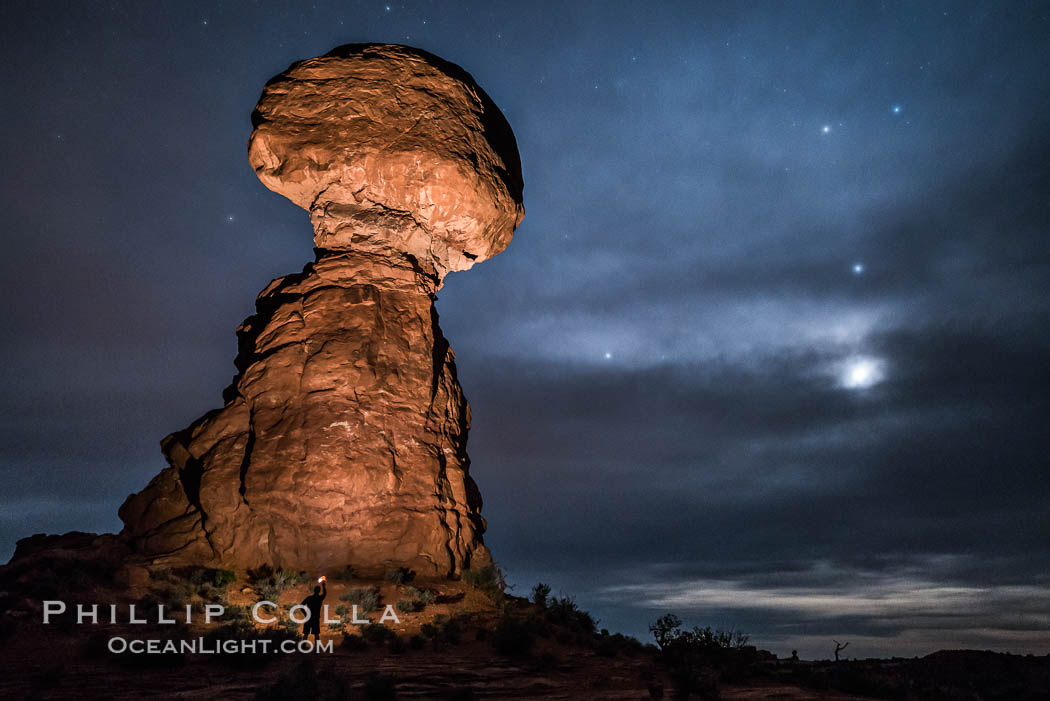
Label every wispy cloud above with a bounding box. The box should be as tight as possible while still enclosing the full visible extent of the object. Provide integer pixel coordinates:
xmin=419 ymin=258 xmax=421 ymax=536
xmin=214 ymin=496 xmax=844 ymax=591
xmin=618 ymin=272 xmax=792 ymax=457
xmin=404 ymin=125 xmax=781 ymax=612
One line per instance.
xmin=592 ymin=561 xmax=1050 ymax=658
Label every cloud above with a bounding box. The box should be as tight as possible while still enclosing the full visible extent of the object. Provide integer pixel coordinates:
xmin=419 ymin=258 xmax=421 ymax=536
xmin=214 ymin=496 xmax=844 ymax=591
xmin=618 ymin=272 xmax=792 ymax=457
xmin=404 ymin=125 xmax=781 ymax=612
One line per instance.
xmin=603 ymin=572 xmax=1050 ymax=623
xmin=593 ymin=558 xmax=1050 ymax=658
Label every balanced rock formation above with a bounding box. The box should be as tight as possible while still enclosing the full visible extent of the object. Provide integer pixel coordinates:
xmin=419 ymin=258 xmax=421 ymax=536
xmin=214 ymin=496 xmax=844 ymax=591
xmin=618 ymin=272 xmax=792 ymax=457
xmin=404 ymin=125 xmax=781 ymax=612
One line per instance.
xmin=118 ymin=44 xmax=523 ymax=577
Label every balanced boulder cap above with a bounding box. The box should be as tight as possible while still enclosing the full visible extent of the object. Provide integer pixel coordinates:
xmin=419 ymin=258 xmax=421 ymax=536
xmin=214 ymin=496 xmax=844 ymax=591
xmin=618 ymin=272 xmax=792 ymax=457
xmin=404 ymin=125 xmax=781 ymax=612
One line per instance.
xmin=119 ymin=44 xmax=523 ymax=576
xmin=249 ymin=43 xmax=523 ymax=278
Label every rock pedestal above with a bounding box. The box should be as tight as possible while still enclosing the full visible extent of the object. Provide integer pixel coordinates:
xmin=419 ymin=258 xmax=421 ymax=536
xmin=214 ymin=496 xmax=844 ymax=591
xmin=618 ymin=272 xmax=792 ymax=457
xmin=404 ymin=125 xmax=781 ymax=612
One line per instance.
xmin=118 ymin=44 xmax=523 ymax=577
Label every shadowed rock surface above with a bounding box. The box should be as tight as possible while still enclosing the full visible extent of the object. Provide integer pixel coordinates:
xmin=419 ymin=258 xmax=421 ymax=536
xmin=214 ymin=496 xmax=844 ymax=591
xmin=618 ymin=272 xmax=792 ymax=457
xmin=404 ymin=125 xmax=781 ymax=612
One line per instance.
xmin=118 ymin=44 xmax=524 ymax=576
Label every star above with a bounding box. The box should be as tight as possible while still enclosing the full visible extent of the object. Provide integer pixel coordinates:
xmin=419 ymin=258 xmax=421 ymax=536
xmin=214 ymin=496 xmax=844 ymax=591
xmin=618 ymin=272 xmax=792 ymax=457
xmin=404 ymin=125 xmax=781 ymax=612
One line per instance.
xmin=821 ymin=124 xmax=831 ymax=134
xmin=604 ymin=352 xmax=612 ymax=360
xmin=852 ymin=262 xmax=864 ymax=275
xmin=384 ymin=5 xmax=391 ymax=12
xmin=892 ymin=104 xmax=902 ymax=114
xmin=226 ymin=215 xmax=235 ymax=223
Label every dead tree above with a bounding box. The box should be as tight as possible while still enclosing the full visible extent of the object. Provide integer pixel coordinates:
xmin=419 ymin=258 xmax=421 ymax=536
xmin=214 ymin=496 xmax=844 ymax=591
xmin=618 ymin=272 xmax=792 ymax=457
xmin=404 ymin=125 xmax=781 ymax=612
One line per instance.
xmin=833 ymin=640 xmax=850 ymax=661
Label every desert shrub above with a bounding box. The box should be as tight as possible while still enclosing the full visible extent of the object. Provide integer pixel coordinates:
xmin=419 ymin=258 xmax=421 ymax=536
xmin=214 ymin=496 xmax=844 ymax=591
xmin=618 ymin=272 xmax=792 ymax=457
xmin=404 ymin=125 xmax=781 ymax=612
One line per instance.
xmin=421 ymin=615 xmax=464 ymax=645
xmin=650 ymin=614 xmax=682 ymax=650
xmin=596 ymin=635 xmax=618 ymax=657
xmin=612 ymin=632 xmax=646 ymax=655
xmin=544 ymin=596 xmax=596 ymax=634
xmin=649 ymin=613 xmax=751 ymax=696
xmin=531 ymin=582 xmax=552 ymax=608
xmin=388 ymin=636 xmax=406 ymax=654
xmin=247 ymin=564 xmax=275 ymax=583
xmin=493 ymin=614 xmax=536 ymax=657
xmin=223 ymin=604 xmax=252 ymax=623
xmin=249 ymin=565 xmax=305 ymax=603
xmin=444 ymin=616 xmax=465 ymax=644
xmin=335 ymin=604 xmax=348 ymax=616
xmin=148 ymin=566 xmax=233 ymax=609
xmin=532 ymin=619 xmax=553 ymax=639
xmin=404 ymin=586 xmax=437 ymax=606
xmin=594 ymin=631 xmax=644 ymax=658
xmin=213 ymin=568 xmax=237 ymax=586
xmin=384 ymin=568 xmax=412 ymax=585
xmin=275 ymin=569 xmax=307 ymax=589
xmin=553 ymin=629 xmax=573 ymax=645
xmin=649 ymin=613 xmax=748 ymax=652
xmin=461 ymin=564 xmax=506 ymax=602
xmin=249 ymin=566 xmax=303 ymax=587
xmin=361 ymin=623 xmax=398 ymax=645
xmin=396 ymin=599 xmax=423 ymax=613
xmin=278 ymin=615 xmax=301 ymax=637
xmin=184 ymin=567 xmax=209 ymax=586
xmin=151 ymin=566 xmax=174 ymax=582
xmin=184 ymin=566 xmax=236 ymax=588
xmin=198 ymin=582 xmax=229 ymax=605
xmin=258 ymin=584 xmax=283 ymax=604
xmin=255 ymin=659 xmax=350 ymax=701
xmin=695 ymin=626 xmax=749 ymax=650
xmin=340 ymin=587 xmax=380 ymax=613
xmin=270 ymin=623 xmax=301 ymax=644
xmin=158 ymin=582 xmax=196 ymax=611
xmin=363 ymin=673 xmax=398 ymax=701
xmin=409 ymin=634 xmax=426 ymax=650
xmin=196 ymin=582 xmax=219 ymax=603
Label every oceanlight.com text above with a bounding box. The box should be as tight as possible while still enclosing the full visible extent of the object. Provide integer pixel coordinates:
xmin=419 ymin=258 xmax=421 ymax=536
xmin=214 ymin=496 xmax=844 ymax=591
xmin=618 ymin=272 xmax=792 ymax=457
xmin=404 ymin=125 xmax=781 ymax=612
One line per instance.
xmin=106 ymin=636 xmax=334 ymax=654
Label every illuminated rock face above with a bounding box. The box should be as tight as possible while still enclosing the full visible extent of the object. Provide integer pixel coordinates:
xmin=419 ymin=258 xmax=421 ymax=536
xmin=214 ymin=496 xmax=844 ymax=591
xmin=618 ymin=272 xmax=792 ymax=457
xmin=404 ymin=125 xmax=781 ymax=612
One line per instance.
xmin=119 ymin=44 xmax=523 ymax=576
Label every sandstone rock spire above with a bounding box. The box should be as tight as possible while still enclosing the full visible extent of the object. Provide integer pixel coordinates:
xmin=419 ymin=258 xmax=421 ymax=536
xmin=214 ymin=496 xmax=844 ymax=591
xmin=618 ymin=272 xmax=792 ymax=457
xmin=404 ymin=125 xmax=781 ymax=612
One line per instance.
xmin=118 ymin=44 xmax=523 ymax=577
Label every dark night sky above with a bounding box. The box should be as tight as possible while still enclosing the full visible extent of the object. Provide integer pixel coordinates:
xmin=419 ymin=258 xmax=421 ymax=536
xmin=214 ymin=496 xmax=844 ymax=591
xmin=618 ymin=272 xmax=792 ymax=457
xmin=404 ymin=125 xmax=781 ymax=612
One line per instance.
xmin=2 ymin=1 xmax=1048 ymax=658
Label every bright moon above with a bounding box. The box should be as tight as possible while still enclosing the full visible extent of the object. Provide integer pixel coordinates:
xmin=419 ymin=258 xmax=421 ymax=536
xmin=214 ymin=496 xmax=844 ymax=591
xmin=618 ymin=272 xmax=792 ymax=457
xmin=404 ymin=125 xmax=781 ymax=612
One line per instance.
xmin=841 ymin=357 xmax=885 ymax=389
